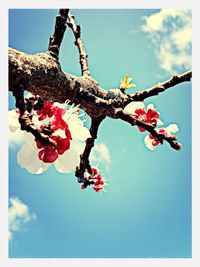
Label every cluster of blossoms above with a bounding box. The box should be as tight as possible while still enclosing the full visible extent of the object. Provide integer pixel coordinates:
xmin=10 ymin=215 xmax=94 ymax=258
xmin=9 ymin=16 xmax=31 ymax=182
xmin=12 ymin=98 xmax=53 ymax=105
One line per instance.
xmin=124 ymin=101 xmax=179 ymax=150
xmin=81 ymin=167 xmax=107 ymax=192
xmin=144 ymin=124 xmax=179 ymax=150
xmin=35 ymin=101 xmax=73 ymax=163
xmin=124 ymin=102 xmax=163 ymax=132
xmin=9 ymin=96 xmax=91 ymax=174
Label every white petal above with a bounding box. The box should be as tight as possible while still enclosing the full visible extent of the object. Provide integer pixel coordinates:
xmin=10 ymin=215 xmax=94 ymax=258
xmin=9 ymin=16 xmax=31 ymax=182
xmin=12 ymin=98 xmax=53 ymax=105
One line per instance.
xmin=54 ymin=129 xmax=66 ymax=138
xmin=67 ymin=116 xmax=91 ymax=141
xmin=124 ymin=102 xmax=145 ymax=114
xmin=53 ymin=102 xmax=65 ymax=109
xmin=62 ymin=109 xmax=91 ymax=141
xmin=8 ymin=110 xmax=20 ymax=132
xmin=157 ymin=119 xmax=164 ymax=126
xmin=9 ymin=129 xmax=25 ymax=148
xmin=54 ymin=148 xmax=79 ymax=173
xmin=165 ymin=124 xmax=179 ymax=134
xmin=71 ymin=141 xmax=85 ymax=155
xmin=147 ymin=104 xmax=156 ymax=110
xmin=17 ymin=144 xmax=50 ymax=174
xmin=23 ymin=132 xmax=38 ymax=149
xmin=71 ymin=125 xmax=91 ymax=141
xmin=144 ymin=135 xmax=156 ymax=151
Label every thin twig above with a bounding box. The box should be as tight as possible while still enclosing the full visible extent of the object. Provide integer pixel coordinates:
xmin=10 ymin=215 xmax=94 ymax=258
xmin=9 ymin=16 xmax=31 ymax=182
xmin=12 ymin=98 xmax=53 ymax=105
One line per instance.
xmin=67 ymin=12 xmax=90 ymax=76
xmin=48 ymin=9 xmax=69 ymax=59
xmin=12 ymin=87 xmax=56 ymax=147
xmin=116 ymin=109 xmax=181 ymax=150
xmin=126 ymin=70 xmax=192 ymax=105
xmin=75 ymin=116 xmax=105 ymax=182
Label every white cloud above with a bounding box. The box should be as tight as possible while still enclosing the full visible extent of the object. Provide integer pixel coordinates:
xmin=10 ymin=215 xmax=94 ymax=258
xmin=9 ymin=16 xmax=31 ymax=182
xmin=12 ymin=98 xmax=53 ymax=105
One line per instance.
xmin=9 ymin=197 xmax=36 ymax=241
xmin=91 ymin=142 xmax=111 ymax=169
xmin=142 ymin=9 xmax=192 ymax=73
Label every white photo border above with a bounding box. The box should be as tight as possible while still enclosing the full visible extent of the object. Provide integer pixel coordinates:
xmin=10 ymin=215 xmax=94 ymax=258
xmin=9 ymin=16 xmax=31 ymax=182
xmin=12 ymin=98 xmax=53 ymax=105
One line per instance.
xmin=1 ymin=0 xmax=199 ymax=266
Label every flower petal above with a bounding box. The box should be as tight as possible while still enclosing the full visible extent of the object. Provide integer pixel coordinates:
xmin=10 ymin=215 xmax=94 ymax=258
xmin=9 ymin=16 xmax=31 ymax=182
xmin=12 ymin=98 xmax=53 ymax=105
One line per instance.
xmin=71 ymin=125 xmax=91 ymax=141
xmin=156 ymin=119 xmax=164 ymax=126
xmin=54 ymin=148 xmax=79 ymax=173
xmin=23 ymin=132 xmax=38 ymax=149
xmin=124 ymin=102 xmax=145 ymax=114
xmin=9 ymin=129 xmax=25 ymax=148
xmin=8 ymin=110 xmax=20 ymax=132
xmin=147 ymin=104 xmax=156 ymax=111
xmin=17 ymin=144 xmax=50 ymax=174
xmin=165 ymin=124 xmax=179 ymax=133
xmin=144 ymin=135 xmax=156 ymax=150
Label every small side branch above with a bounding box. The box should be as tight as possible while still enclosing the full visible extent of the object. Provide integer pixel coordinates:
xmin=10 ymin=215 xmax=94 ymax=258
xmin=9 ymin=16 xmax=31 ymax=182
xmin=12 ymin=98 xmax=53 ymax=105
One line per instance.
xmin=75 ymin=116 xmax=105 ymax=182
xmin=12 ymin=87 xmax=56 ymax=147
xmin=116 ymin=109 xmax=181 ymax=150
xmin=48 ymin=9 xmax=69 ymax=59
xmin=126 ymin=70 xmax=192 ymax=104
xmin=67 ymin=12 xmax=90 ymax=76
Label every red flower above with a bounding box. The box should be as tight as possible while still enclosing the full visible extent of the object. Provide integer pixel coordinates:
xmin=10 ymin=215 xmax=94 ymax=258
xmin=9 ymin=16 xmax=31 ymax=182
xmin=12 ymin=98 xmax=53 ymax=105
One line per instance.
xmin=146 ymin=108 xmax=159 ymax=123
xmin=65 ymin=126 xmax=72 ymax=140
xmin=51 ymin=106 xmax=68 ymax=131
xmin=52 ymin=135 xmax=70 ymax=155
xmin=38 ymin=146 xmax=58 ymax=163
xmin=36 ymin=135 xmax=71 ymax=163
xmin=81 ymin=167 xmax=107 ymax=192
xmin=134 ymin=107 xmax=160 ymax=132
xmin=36 ymin=102 xmax=54 ymax=121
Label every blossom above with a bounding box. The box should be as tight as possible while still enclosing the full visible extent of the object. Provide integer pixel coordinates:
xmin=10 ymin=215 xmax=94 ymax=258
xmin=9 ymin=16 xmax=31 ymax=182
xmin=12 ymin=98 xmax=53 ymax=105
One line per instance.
xmin=124 ymin=102 xmax=163 ymax=131
xmin=50 ymin=105 xmax=68 ymax=131
xmin=120 ymin=74 xmax=136 ymax=90
xmin=9 ymin=102 xmax=91 ymax=174
xmin=8 ymin=110 xmax=24 ymax=148
xmin=81 ymin=166 xmax=108 ymax=192
xmin=144 ymin=124 xmax=179 ymax=150
xmin=36 ymin=102 xmax=54 ymax=121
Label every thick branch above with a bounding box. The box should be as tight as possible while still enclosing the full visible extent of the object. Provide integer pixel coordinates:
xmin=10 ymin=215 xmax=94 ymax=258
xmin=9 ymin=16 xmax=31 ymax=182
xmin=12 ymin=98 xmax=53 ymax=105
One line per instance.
xmin=9 ymin=48 xmax=192 ymax=122
xmin=116 ymin=109 xmax=181 ymax=150
xmin=9 ymin=48 xmax=128 ymax=118
xmin=48 ymin=9 xmax=69 ymax=59
xmin=67 ymin=12 xmax=90 ymax=76
xmin=126 ymin=70 xmax=192 ymax=104
xmin=75 ymin=116 xmax=105 ymax=182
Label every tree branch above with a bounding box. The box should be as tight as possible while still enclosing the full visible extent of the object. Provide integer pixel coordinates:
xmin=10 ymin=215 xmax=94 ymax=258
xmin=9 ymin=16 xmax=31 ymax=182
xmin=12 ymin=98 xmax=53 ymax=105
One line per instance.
xmin=116 ymin=109 xmax=181 ymax=150
xmin=67 ymin=12 xmax=90 ymax=76
xmin=126 ymin=70 xmax=192 ymax=104
xmin=8 ymin=9 xmax=192 ymax=184
xmin=48 ymin=9 xmax=69 ymax=59
xmin=12 ymin=86 xmax=56 ymax=147
xmin=75 ymin=116 xmax=105 ymax=182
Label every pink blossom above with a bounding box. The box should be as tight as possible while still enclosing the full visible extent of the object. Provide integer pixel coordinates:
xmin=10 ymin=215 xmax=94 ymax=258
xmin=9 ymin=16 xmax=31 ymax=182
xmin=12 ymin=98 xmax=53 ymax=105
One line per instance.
xmin=82 ymin=167 xmax=107 ymax=192
xmin=9 ymin=102 xmax=91 ymax=174
xmin=38 ymin=146 xmax=58 ymax=163
xmin=144 ymin=124 xmax=179 ymax=150
xmin=36 ymin=102 xmax=54 ymax=121
xmin=124 ymin=102 xmax=163 ymax=132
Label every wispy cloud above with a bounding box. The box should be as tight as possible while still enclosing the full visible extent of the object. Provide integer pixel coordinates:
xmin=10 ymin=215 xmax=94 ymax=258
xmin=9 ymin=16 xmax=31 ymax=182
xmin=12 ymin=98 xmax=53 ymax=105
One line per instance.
xmin=142 ymin=9 xmax=192 ymax=73
xmin=91 ymin=142 xmax=111 ymax=169
xmin=9 ymin=197 xmax=36 ymax=241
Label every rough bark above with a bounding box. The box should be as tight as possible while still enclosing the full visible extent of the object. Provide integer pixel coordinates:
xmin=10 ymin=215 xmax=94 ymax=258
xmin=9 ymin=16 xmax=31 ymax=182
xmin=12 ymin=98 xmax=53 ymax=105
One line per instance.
xmin=8 ymin=48 xmax=192 ymax=120
xmin=9 ymin=47 xmax=129 ymax=118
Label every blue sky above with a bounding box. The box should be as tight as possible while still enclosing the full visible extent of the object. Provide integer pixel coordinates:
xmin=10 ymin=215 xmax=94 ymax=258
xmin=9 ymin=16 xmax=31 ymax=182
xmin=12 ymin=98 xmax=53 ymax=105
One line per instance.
xmin=8 ymin=9 xmax=192 ymax=258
